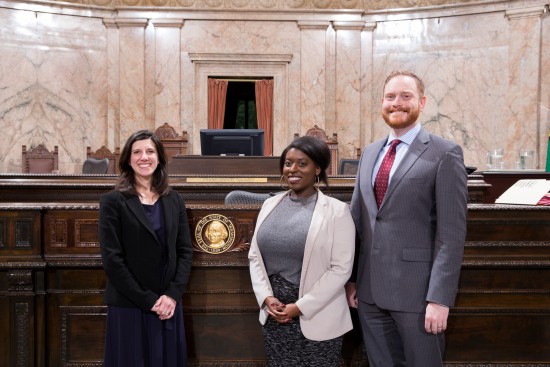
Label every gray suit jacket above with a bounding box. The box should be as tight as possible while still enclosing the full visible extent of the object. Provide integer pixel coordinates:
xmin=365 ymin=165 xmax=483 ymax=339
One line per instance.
xmin=350 ymin=127 xmax=468 ymax=312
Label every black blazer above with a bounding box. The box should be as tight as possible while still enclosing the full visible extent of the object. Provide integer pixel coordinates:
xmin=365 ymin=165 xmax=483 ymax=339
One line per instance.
xmin=99 ymin=190 xmax=193 ymax=312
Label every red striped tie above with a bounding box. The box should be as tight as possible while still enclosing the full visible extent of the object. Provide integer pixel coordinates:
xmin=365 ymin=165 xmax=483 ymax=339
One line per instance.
xmin=374 ymin=140 xmax=401 ymax=208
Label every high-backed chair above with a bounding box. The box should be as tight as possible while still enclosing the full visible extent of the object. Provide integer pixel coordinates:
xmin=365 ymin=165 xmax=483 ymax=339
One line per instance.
xmin=294 ymin=125 xmax=338 ymax=175
xmin=224 ymin=190 xmax=273 ymax=205
xmin=82 ymin=158 xmax=109 ymax=174
xmin=22 ymin=144 xmax=59 ymax=173
xmin=154 ymin=123 xmax=189 ymax=162
xmin=87 ymin=146 xmax=120 ymax=174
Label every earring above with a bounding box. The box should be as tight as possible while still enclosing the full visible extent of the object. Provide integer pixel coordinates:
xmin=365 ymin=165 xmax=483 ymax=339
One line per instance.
xmin=280 ymin=175 xmax=288 ymax=189
xmin=315 ymin=175 xmax=320 ymax=188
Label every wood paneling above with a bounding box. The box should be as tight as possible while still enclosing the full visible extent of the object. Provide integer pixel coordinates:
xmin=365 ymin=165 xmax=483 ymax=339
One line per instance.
xmin=1 ymin=177 xmax=547 ymax=366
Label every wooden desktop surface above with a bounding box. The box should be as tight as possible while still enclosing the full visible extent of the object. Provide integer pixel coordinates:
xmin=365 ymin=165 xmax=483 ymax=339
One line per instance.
xmin=480 ymin=170 xmax=550 ymax=203
xmin=167 ymin=155 xmax=280 ymax=175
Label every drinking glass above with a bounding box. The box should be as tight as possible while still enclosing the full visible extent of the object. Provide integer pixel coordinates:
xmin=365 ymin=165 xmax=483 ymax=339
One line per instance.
xmin=519 ymin=150 xmax=536 ymax=170
xmin=487 ymin=148 xmax=504 ymax=170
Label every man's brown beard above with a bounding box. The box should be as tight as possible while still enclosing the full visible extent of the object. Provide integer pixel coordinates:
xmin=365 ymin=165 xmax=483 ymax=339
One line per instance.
xmin=382 ymin=107 xmax=420 ymax=129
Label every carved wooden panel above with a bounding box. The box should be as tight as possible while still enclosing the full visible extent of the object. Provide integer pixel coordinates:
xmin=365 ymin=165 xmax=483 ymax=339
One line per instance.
xmin=60 ymin=306 xmax=106 ymax=366
xmin=0 ymin=218 xmax=5 ymax=248
xmin=43 ymin=207 xmax=101 ymax=257
xmin=0 ymin=208 xmax=41 ymax=257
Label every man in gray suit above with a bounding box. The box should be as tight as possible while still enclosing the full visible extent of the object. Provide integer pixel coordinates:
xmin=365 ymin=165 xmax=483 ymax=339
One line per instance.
xmin=346 ymin=70 xmax=468 ymax=366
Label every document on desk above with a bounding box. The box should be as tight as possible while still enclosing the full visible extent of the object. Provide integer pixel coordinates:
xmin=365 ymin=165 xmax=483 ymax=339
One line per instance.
xmin=495 ymin=179 xmax=550 ymax=205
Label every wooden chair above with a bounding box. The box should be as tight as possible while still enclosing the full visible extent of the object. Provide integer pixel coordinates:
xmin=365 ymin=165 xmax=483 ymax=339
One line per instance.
xmin=154 ymin=123 xmax=189 ymax=162
xmin=86 ymin=146 xmax=120 ymax=174
xmin=294 ymin=125 xmax=339 ymax=176
xmin=22 ymin=144 xmax=59 ymax=173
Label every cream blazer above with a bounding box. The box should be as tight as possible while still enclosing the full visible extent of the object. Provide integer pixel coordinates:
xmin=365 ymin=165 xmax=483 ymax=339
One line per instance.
xmin=248 ymin=190 xmax=355 ymax=341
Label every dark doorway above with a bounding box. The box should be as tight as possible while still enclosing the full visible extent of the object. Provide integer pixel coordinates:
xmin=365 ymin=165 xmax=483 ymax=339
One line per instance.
xmin=223 ymin=81 xmax=258 ymax=129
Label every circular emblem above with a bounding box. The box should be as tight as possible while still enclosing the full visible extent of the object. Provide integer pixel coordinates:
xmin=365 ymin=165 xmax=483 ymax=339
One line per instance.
xmin=195 ymin=214 xmax=235 ymax=254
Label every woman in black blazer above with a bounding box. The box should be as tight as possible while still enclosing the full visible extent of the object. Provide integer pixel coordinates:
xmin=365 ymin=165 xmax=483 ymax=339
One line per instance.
xmin=99 ymin=130 xmax=193 ymax=367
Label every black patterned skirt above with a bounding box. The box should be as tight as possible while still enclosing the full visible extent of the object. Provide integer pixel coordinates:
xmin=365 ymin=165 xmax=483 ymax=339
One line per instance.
xmin=263 ymin=274 xmax=343 ymax=367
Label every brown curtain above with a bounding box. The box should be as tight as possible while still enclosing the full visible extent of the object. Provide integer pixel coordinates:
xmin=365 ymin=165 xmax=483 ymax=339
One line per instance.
xmin=208 ymin=78 xmax=228 ymax=129
xmin=255 ymin=79 xmax=274 ymax=156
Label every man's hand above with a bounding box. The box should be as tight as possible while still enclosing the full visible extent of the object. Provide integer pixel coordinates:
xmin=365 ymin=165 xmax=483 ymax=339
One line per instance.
xmin=424 ymin=302 xmax=449 ymax=334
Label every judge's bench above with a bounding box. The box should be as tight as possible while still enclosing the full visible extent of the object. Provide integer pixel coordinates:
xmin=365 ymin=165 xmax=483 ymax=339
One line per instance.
xmin=0 ymin=165 xmax=548 ymax=366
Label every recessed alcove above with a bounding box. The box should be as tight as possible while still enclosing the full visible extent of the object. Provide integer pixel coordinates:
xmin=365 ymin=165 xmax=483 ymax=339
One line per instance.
xmin=188 ymin=53 xmax=293 ymax=155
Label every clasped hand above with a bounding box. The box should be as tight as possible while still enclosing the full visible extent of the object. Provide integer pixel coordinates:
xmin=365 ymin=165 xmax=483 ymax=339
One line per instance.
xmin=151 ymin=295 xmax=176 ymax=320
xmin=264 ymin=296 xmax=301 ymax=323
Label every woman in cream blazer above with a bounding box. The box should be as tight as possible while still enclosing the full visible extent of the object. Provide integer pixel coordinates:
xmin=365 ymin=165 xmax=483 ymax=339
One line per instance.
xmin=248 ymin=136 xmax=355 ymax=366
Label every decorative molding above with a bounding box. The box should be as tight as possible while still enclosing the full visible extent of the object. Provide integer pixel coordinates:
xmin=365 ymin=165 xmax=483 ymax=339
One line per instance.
xmin=102 ymin=18 xmax=118 ymax=28
xmin=363 ymin=21 xmax=377 ymax=32
xmin=189 ymin=53 xmax=293 ymax=64
xmin=297 ymin=20 xmax=330 ymax=30
xmin=0 ymin=218 xmax=5 ymax=248
xmin=8 ymin=269 xmax=34 ymax=292
xmin=45 ymin=258 xmax=102 ymax=267
xmin=34 ymin=0 xmax=518 ymax=11
xmin=458 ymin=289 xmax=550 ymax=295
xmin=75 ymin=219 xmax=101 ymax=248
xmin=505 ymin=5 xmax=547 ymax=20
xmin=468 ymin=203 xmax=550 ymax=211
xmin=151 ymin=18 xmax=185 ymax=27
xmin=188 ymin=289 xmax=253 ymax=295
xmin=462 ymin=259 xmax=550 ymax=267
xmin=332 ymin=20 xmax=366 ymax=31
xmin=0 ymin=261 xmax=46 ymax=269
xmin=15 ymin=302 xmax=30 ymax=367
xmin=465 ymin=241 xmax=550 ymax=247
xmin=191 ymin=259 xmax=249 ymax=267
xmin=49 ymin=218 xmax=68 ymax=248
xmin=114 ymin=17 xmax=149 ymax=27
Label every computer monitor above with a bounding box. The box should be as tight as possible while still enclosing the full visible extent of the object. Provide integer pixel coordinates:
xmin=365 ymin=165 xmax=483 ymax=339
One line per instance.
xmin=200 ymin=129 xmax=265 ymax=156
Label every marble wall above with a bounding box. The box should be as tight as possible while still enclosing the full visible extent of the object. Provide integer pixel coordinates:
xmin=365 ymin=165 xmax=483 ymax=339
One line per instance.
xmin=0 ymin=0 xmax=548 ymax=173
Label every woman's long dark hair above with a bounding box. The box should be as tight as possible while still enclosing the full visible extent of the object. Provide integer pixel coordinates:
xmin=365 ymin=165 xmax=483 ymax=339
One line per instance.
xmin=115 ymin=130 xmax=171 ymax=197
xmin=279 ymin=135 xmax=331 ymax=187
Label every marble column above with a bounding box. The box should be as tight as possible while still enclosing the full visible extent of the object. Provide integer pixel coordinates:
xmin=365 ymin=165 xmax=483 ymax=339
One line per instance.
xmin=505 ymin=5 xmax=546 ymax=168
xmin=360 ymin=22 xmax=377 ymax=155
xmin=297 ymin=21 xmax=330 ymax=133
xmin=543 ymin=7 xmax=550 ymax=169
xmin=114 ymin=18 xmax=148 ymax=144
xmin=103 ymin=18 xmax=120 ymax=151
xmin=150 ymin=19 xmax=184 ymax=131
xmin=333 ymin=21 xmax=365 ymax=160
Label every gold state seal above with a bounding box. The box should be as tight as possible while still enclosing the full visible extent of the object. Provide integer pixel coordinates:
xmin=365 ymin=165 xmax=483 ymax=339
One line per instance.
xmin=195 ymin=214 xmax=235 ymax=254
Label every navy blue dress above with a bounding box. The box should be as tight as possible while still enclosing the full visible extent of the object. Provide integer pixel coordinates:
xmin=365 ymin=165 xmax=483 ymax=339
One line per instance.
xmin=103 ymin=200 xmax=188 ymax=367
